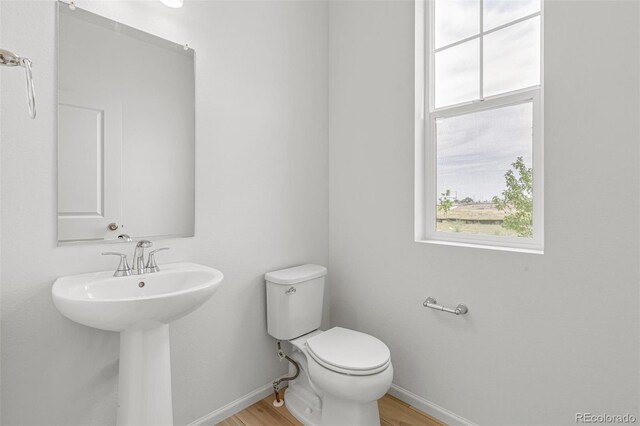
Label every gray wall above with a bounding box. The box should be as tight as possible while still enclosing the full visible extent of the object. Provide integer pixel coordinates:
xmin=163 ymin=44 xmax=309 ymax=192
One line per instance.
xmin=0 ymin=1 xmax=328 ymax=425
xmin=328 ymin=1 xmax=639 ymax=425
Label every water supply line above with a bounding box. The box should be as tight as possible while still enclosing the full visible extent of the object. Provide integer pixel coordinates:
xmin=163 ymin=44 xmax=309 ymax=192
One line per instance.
xmin=272 ymin=340 xmax=300 ymax=407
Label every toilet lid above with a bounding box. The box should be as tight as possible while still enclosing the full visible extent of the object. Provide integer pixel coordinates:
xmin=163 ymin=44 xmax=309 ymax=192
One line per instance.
xmin=306 ymin=327 xmax=390 ymax=375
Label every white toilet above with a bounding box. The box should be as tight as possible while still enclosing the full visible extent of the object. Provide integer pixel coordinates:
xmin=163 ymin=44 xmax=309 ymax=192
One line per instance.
xmin=265 ymin=264 xmax=393 ymax=426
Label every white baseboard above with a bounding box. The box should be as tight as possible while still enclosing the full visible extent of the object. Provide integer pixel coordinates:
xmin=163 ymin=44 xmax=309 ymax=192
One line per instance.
xmin=186 ymin=383 xmax=274 ymax=426
xmin=388 ymin=384 xmax=477 ymax=426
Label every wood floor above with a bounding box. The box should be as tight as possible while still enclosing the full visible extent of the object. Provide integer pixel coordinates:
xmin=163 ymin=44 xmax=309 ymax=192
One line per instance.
xmin=216 ymin=391 xmax=446 ymax=426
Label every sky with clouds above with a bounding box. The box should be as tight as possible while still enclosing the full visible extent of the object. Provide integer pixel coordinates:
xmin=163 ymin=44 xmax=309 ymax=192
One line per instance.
xmin=433 ymin=0 xmax=539 ymax=201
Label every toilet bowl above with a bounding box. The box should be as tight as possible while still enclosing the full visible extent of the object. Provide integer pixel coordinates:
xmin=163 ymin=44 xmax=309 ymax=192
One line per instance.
xmin=265 ymin=264 xmax=393 ymax=426
xmin=284 ymin=327 xmax=393 ymax=426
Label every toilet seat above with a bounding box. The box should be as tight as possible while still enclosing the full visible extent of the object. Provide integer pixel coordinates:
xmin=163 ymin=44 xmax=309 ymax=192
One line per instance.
xmin=306 ymin=327 xmax=390 ymax=376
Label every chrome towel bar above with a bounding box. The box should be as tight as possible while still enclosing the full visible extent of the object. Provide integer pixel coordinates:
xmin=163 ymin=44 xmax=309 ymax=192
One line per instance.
xmin=423 ymin=297 xmax=468 ymax=315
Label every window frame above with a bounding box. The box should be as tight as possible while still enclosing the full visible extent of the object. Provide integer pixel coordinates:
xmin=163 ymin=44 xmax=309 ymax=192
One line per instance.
xmin=415 ymin=0 xmax=544 ymax=253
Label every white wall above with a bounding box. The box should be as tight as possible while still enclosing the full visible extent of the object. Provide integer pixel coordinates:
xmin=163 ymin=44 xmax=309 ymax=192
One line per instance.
xmin=0 ymin=2 xmax=3 ymax=420
xmin=329 ymin=1 xmax=639 ymax=425
xmin=0 ymin=1 xmax=328 ymax=425
xmin=3 ymin=1 xmax=639 ymax=425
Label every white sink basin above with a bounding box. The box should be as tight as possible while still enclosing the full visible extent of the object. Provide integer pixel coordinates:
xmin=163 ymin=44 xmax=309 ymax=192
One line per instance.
xmin=52 ymin=262 xmax=223 ymax=426
xmin=52 ymin=262 xmax=223 ymax=331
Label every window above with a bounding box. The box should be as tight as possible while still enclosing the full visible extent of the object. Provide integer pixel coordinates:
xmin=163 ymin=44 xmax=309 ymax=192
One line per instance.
xmin=416 ymin=0 xmax=543 ymax=252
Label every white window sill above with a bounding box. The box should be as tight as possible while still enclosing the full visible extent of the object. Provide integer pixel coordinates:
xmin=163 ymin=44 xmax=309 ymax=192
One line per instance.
xmin=415 ymin=238 xmax=544 ymax=255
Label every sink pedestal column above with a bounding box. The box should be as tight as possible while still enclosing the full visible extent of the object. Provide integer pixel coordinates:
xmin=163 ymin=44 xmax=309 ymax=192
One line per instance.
xmin=117 ymin=324 xmax=173 ymax=426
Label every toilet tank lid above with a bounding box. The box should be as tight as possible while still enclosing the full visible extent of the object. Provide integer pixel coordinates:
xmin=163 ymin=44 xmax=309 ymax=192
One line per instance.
xmin=265 ymin=264 xmax=327 ymax=285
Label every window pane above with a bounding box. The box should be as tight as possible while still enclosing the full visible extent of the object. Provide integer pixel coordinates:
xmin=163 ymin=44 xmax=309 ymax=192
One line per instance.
xmin=435 ymin=39 xmax=480 ymax=108
xmin=436 ymin=102 xmax=533 ymax=238
xmin=435 ymin=0 xmax=480 ymax=49
xmin=484 ymin=0 xmax=540 ymax=31
xmin=483 ymin=16 xmax=540 ymax=98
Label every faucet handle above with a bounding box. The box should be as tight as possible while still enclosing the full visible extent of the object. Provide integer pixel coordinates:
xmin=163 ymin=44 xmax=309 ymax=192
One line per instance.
xmin=102 ymin=252 xmax=132 ymax=277
xmin=145 ymin=248 xmax=169 ymax=273
xmin=148 ymin=248 xmax=169 ymax=255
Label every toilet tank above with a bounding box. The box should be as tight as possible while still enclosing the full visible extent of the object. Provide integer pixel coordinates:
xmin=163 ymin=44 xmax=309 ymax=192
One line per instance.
xmin=265 ymin=264 xmax=327 ymax=340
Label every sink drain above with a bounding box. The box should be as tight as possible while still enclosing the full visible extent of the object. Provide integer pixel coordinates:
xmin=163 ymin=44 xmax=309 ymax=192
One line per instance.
xmin=138 ymin=282 xmax=145 ymax=288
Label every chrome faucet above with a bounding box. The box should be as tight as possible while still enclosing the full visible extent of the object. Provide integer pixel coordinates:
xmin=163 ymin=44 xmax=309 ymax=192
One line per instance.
xmin=132 ymin=240 xmax=153 ymax=275
xmin=103 ymin=239 xmax=170 ymax=277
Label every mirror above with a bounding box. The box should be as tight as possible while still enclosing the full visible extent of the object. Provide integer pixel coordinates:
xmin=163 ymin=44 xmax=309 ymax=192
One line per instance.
xmin=57 ymin=2 xmax=195 ymax=244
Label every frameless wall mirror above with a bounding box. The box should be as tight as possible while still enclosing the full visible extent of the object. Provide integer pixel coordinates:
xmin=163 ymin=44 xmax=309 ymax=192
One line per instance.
xmin=57 ymin=2 xmax=195 ymax=244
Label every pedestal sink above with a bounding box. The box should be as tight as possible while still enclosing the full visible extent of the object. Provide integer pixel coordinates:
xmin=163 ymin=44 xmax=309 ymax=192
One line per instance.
xmin=52 ymin=262 xmax=224 ymax=426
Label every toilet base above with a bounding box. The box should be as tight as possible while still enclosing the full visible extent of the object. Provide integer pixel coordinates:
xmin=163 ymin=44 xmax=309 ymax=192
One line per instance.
xmin=285 ymin=378 xmax=381 ymax=426
xmin=321 ymin=393 xmax=380 ymax=426
xmin=285 ymin=385 xmax=322 ymax=425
